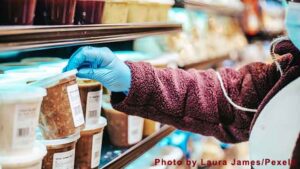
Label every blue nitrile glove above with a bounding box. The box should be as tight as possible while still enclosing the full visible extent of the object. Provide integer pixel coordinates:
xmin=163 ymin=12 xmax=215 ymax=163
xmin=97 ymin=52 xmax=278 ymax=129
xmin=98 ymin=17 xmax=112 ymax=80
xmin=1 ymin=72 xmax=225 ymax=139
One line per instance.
xmin=64 ymin=46 xmax=131 ymax=93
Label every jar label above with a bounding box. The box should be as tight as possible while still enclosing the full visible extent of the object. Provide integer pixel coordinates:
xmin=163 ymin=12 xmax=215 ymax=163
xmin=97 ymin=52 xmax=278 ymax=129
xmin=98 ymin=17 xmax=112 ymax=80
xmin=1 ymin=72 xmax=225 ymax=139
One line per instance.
xmin=67 ymin=84 xmax=85 ymax=127
xmin=12 ymin=104 xmax=39 ymax=149
xmin=53 ymin=149 xmax=75 ymax=169
xmin=86 ymin=90 xmax=102 ymax=124
xmin=155 ymin=122 xmax=161 ymax=131
xmin=128 ymin=116 xmax=144 ymax=145
xmin=91 ymin=132 xmax=103 ymax=168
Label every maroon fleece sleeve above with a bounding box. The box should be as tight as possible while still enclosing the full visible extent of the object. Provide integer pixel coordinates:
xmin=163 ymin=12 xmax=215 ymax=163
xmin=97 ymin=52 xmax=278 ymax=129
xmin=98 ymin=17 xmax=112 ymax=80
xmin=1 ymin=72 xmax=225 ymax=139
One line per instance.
xmin=111 ymin=55 xmax=293 ymax=143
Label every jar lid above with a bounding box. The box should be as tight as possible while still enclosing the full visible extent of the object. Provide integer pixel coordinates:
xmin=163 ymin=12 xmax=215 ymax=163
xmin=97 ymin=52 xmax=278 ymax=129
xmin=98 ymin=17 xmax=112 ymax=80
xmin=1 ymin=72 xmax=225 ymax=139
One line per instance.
xmin=0 ymin=84 xmax=46 ymax=103
xmin=0 ymin=74 xmax=27 ymax=85
xmin=0 ymin=142 xmax=47 ymax=167
xmin=39 ymin=131 xmax=80 ymax=146
xmin=83 ymin=117 xmax=107 ymax=131
xmin=77 ymin=78 xmax=101 ymax=86
xmin=31 ymin=69 xmax=78 ymax=88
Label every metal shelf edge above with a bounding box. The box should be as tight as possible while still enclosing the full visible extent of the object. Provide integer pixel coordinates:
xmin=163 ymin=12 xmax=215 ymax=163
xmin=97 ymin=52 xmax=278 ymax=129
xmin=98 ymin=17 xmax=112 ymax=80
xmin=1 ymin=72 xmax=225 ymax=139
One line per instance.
xmin=101 ymin=125 xmax=175 ymax=169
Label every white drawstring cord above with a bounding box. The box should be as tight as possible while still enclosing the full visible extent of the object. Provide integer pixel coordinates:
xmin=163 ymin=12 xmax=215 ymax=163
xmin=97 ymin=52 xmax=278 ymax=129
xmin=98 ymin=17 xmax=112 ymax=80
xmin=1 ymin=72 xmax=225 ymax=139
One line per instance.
xmin=216 ymin=71 xmax=258 ymax=113
xmin=270 ymin=36 xmax=290 ymax=76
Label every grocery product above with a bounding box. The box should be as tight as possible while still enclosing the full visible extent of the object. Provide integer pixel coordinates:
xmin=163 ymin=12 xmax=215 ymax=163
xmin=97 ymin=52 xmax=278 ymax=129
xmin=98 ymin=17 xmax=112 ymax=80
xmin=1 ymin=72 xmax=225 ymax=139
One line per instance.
xmin=102 ymin=0 xmax=128 ymax=24
xmin=0 ymin=142 xmax=47 ymax=169
xmin=102 ymin=99 xmax=144 ymax=147
xmin=146 ymin=0 xmax=174 ymax=22
xmin=32 ymin=70 xmax=85 ymax=139
xmin=0 ymin=0 xmax=37 ymax=25
xmin=127 ymin=0 xmax=148 ymax=23
xmin=40 ymin=132 xmax=80 ymax=169
xmin=0 ymin=84 xmax=46 ymax=153
xmin=35 ymin=0 xmax=77 ymax=25
xmin=75 ymin=0 xmax=105 ymax=24
xmin=143 ymin=119 xmax=160 ymax=137
xmin=5 ymin=68 xmax=56 ymax=83
xmin=77 ymin=78 xmax=103 ymax=126
xmin=75 ymin=117 xmax=107 ymax=169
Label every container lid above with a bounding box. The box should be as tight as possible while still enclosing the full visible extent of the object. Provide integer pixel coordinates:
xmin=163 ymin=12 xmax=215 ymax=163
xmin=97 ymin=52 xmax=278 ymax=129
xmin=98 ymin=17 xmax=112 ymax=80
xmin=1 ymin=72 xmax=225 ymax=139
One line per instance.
xmin=83 ymin=117 xmax=107 ymax=131
xmin=77 ymin=78 xmax=101 ymax=86
xmin=144 ymin=0 xmax=175 ymax=5
xmin=21 ymin=57 xmax=63 ymax=64
xmin=40 ymin=131 xmax=80 ymax=146
xmin=0 ymin=142 xmax=47 ymax=167
xmin=0 ymin=74 xmax=27 ymax=85
xmin=0 ymin=84 xmax=46 ymax=103
xmin=31 ymin=69 xmax=78 ymax=88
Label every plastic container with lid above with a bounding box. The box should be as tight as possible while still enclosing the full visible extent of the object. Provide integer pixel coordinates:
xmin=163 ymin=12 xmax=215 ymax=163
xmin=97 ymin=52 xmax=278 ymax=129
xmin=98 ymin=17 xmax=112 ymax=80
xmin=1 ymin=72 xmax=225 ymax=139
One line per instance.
xmin=0 ymin=84 xmax=46 ymax=153
xmin=0 ymin=142 xmax=47 ymax=169
xmin=75 ymin=0 xmax=105 ymax=24
xmin=127 ymin=0 xmax=148 ymax=23
xmin=146 ymin=0 xmax=174 ymax=22
xmin=32 ymin=70 xmax=85 ymax=139
xmin=0 ymin=0 xmax=37 ymax=25
xmin=143 ymin=119 xmax=160 ymax=137
xmin=102 ymin=0 xmax=128 ymax=24
xmin=102 ymin=98 xmax=144 ymax=147
xmin=34 ymin=0 xmax=77 ymax=25
xmin=21 ymin=57 xmax=63 ymax=64
xmin=77 ymin=78 xmax=103 ymax=126
xmin=40 ymin=132 xmax=80 ymax=169
xmin=75 ymin=117 xmax=107 ymax=169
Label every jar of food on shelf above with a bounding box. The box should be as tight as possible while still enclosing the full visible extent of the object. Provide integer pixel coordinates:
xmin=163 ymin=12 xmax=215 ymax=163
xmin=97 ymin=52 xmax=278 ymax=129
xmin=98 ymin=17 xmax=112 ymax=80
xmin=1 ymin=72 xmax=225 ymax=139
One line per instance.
xmin=0 ymin=142 xmax=47 ymax=169
xmin=34 ymin=0 xmax=77 ymax=25
xmin=146 ymin=0 xmax=174 ymax=22
xmin=102 ymin=96 xmax=144 ymax=147
xmin=143 ymin=119 xmax=161 ymax=137
xmin=0 ymin=0 xmax=37 ymax=25
xmin=32 ymin=70 xmax=85 ymax=139
xmin=102 ymin=0 xmax=128 ymax=24
xmin=75 ymin=117 xmax=107 ymax=169
xmin=127 ymin=0 xmax=148 ymax=23
xmin=39 ymin=132 xmax=80 ymax=169
xmin=77 ymin=78 xmax=103 ymax=126
xmin=75 ymin=0 xmax=105 ymax=24
xmin=0 ymin=84 xmax=46 ymax=153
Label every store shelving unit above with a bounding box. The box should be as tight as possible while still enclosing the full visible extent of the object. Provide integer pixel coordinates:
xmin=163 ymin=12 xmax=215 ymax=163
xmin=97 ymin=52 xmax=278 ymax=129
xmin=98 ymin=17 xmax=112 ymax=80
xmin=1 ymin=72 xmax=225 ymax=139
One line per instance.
xmin=101 ymin=125 xmax=175 ymax=169
xmin=0 ymin=23 xmax=182 ymax=52
xmin=0 ymin=23 xmax=181 ymax=169
xmin=183 ymin=0 xmax=244 ymax=16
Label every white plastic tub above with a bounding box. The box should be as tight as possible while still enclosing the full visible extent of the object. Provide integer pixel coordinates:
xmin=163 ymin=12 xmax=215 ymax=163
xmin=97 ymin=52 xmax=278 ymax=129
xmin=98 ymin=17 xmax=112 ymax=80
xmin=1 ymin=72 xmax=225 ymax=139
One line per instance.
xmin=32 ymin=70 xmax=85 ymax=139
xmin=102 ymin=0 xmax=128 ymax=24
xmin=0 ymin=84 xmax=46 ymax=153
xmin=40 ymin=132 xmax=80 ymax=169
xmin=75 ymin=117 xmax=107 ymax=169
xmin=0 ymin=142 xmax=47 ymax=169
xmin=102 ymin=98 xmax=144 ymax=147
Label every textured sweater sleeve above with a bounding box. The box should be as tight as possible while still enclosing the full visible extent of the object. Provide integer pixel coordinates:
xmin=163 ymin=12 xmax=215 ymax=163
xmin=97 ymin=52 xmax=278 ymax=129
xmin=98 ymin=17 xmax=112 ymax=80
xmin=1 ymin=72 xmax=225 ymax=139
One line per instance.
xmin=111 ymin=55 xmax=293 ymax=143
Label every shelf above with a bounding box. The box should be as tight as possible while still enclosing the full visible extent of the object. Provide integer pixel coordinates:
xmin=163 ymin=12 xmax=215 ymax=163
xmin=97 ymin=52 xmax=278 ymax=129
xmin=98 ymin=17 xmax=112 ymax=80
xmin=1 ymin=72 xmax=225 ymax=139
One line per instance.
xmin=0 ymin=23 xmax=182 ymax=52
xmin=184 ymin=0 xmax=244 ymax=16
xmin=183 ymin=55 xmax=229 ymax=70
xmin=100 ymin=125 xmax=176 ymax=169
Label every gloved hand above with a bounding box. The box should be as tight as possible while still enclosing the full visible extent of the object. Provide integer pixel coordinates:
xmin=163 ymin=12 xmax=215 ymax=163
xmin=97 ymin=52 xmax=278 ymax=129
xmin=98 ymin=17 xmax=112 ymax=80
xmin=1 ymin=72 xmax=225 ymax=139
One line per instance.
xmin=64 ymin=46 xmax=131 ymax=93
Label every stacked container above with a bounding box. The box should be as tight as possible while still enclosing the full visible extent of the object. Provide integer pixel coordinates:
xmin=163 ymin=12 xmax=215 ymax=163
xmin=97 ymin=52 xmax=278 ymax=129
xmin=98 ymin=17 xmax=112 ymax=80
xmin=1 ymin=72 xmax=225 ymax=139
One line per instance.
xmin=32 ymin=70 xmax=85 ymax=139
xmin=0 ymin=0 xmax=37 ymax=25
xmin=102 ymin=0 xmax=128 ymax=24
xmin=0 ymin=84 xmax=47 ymax=169
xmin=34 ymin=0 xmax=77 ymax=25
xmin=75 ymin=78 xmax=107 ymax=168
xmin=146 ymin=0 xmax=174 ymax=22
xmin=75 ymin=0 xmax=106 ymax=24
xmin=102 ymin=96 xmax=144 ymax=147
